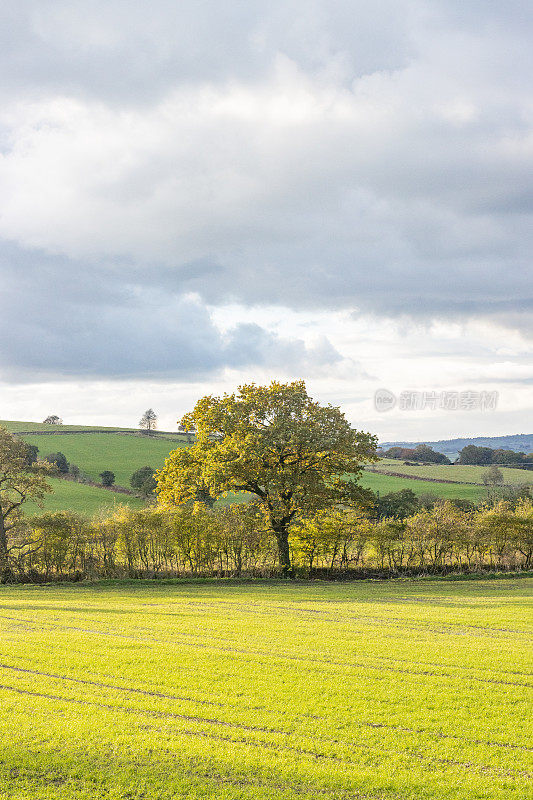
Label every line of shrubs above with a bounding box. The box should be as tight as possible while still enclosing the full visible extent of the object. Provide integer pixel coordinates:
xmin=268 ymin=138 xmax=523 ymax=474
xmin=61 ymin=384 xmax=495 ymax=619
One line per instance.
xmin=9 ymin=498 xmax=533 ymax=582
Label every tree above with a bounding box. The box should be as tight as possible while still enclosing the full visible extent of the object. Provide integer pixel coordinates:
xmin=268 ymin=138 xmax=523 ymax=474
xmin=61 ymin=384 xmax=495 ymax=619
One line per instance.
xmin=130 ymin=466 xmax=157 ymax=496
xmin=457 ymin=445 xmax=493 ymax=465
xmin=99 ymin=471 xmax=115 ymax=487
xmin=44 ymin=452 xmax=69 ymax=474
xmin=375 ymin=488 xmax=420 ymax=519
xmin=412 ymin=445 xmax=451 ymax=465
xmin=139 ymin=409 xmax=157 ymax=435
xmin=0 ymin=427 xmax=52 ymax=581
xmin=156 ymin=380 xmax=377 ymax=575
xmin=482 ymin=465 xmax=504 ymax=486
xmin=23 ymin=444 xmax=39 ymax=467
xmin=43 ymin=415 xmax=62 ymax=425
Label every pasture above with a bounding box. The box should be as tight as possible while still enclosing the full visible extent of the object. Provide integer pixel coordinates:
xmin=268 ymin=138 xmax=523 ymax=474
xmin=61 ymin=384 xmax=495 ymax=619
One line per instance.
xmin=0 ymin=577 xmax=531 ymax=799
xmin=24 ymin=477 xmax=145 ymax=516
xmin=374 ymin=459 xmax=533 ymax=487
xmin=359 ymin=470 xmax=488 ymax=502
xmin=3 ymin=420 xmax=531 ymax=514
xmin=18 ymin=432 xmax=187 ymax=488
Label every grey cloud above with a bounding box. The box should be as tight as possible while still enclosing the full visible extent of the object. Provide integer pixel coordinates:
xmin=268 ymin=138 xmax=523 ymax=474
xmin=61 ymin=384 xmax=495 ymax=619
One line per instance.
xmin=0 ymin=244 xmax=341 ymax=379
xmin=0 ymin=1 xmax=415 ymax=105
xmin=0 ymin=0 xmax=532 ymax=378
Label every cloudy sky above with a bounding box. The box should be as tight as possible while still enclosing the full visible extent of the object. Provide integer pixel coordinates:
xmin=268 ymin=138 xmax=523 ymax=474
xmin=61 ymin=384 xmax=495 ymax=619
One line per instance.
xmin=1 ymin=0 xmax=531 ymax=440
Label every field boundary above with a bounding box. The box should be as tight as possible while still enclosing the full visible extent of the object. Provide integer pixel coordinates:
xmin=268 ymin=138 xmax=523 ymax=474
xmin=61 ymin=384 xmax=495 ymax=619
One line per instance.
xmin=364 ymin=466 xmax=531 ymax=488
xmin=13 ymin=429 xmax=185 ymax=442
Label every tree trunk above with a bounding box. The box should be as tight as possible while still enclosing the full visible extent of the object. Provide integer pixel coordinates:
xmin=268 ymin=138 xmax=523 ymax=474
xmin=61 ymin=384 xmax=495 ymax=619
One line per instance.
xmin=274 ymin=526 xmax=293 ymax=578
xmin=0 ymin=506 xmax=13 ymax=583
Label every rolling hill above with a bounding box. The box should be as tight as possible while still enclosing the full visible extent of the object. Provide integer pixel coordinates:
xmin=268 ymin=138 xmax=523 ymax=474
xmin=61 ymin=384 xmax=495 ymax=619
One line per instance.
xmin=3 ymin=420 xmax=531 ymax=515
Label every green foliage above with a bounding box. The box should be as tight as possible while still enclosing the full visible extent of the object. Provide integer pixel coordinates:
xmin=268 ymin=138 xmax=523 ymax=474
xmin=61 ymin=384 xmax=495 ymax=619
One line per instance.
xmin=375 ymin=488 xmax=420 ymax=519
xmin=130 ymin=466 xmax=157 ymax=496
xmin=0 ymin=426 xmax=52 ymax=580
xmin=44 ymin=451 xmax=69 ymax=473
xmin=23 ymin=443 xmax=39 ymax=467
xmin=0 ymin=578 xmax=531 ymax=799
xmin=458 ymin=444 xmax=498 ymax=465
xmin=157 ymin=380 xmax=377 ymax=573
xmin=11 ymin=499 xmax=533 ymax=580
xmin=384 ymin=444 xmax=450 ymax=464
xmin=99 ymin=470 xmax=115 ymax=487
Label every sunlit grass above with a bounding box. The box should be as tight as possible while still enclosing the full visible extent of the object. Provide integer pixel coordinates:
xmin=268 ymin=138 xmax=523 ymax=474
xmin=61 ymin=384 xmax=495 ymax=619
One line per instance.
xmin=0 ymin=577 xmax=531 ymax=799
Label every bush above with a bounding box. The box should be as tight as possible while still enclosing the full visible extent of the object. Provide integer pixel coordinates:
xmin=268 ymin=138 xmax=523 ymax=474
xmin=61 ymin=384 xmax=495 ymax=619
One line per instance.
xmin=99 ymin=470 xmax=115 ymax=487
xmin=44 ymin=452 xmax=69 ymax=473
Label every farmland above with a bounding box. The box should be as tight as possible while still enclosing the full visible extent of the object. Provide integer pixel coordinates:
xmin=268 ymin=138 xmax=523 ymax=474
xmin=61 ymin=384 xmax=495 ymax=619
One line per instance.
xmin=0 ymin=577 xmax=531 ymax=800
xmin=3 ymin=420 xmax=532 ymax=515
xmin=16 ymin=432 xmax=187 ymax=488
xmin=359 ymin=471 xmax=487 ymax=502
xmin=371 ymin=458 xmax=533 ymax=487
xmin=24 ymin=477 xmax=145 ymax=516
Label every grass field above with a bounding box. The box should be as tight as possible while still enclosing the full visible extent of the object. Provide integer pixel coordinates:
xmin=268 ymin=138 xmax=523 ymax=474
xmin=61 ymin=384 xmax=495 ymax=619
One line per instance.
xmin=16 ymin=433 xmax=187 ymax=489
xmin=0 ymin=577 xmax=531 ymax=799
xmin=360 ymin=471 xmax=488 ymax=502
xmin=2 ymin=420 xmax=530 ymax=514
xmin=0 ymin=421 xmax=181 ymax=435
xmin=374 ymin=459 xmax=533 ymax=487
xmin=25 ymin=478 xmax=145 ymax=516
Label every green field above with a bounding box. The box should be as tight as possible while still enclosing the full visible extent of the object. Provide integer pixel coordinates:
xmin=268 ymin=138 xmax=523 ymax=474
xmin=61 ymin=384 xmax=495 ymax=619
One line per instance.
xmin=25 ymin=478 xmax=145 ymax=516
xmin=3 ymin=420 xmax=531 ymax=514
xmin=374 ymin=459 xmax=533 ymax=487
xmin=17 ymin=432 xmax=187 ymax=488
xmin=360 ymin=470 xmax=488 ymax=502
xmin=0 ymin=577 xmax=531 ymax=799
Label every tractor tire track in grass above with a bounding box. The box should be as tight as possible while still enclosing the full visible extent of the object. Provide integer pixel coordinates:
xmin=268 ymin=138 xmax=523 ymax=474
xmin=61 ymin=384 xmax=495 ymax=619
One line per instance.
xmin=0 ymin=662 xmax=226 ymax=707
xmin=3 ymin=614 xmax=531 ymax=689
xmin=1 ymin=661 xmax=530 ymax=755
xmin=1 ymin=682 xmax=530 ymax=781
xmin=7 ymin=681 xmax=529 ymax=781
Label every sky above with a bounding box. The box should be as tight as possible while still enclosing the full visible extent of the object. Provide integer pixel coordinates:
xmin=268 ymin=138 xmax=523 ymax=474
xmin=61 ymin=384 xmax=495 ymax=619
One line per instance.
xmin=1 ymin=0 xmax=532 ymax=441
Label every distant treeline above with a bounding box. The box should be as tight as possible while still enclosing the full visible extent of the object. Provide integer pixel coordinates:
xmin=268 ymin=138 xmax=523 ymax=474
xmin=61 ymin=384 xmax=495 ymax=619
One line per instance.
xmin=9 ymin=499 xmax=533 ymax=582
xmin=381 ymin=443 xmax=533 ymax=469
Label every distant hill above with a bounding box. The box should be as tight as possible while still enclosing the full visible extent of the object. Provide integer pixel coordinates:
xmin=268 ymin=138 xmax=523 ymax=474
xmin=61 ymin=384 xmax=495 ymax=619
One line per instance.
xmin=380 ymin=434 xmax=533 ymax=461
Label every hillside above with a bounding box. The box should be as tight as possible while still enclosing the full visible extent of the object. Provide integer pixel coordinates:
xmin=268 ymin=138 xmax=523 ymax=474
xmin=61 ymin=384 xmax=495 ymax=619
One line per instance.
xmin=4 ymin=420 xmax=531 ymax=515
xmin=14 ymin=431 xmax=187 ymax=488
xmin=1 ymin=420 xmax=189 ymax=516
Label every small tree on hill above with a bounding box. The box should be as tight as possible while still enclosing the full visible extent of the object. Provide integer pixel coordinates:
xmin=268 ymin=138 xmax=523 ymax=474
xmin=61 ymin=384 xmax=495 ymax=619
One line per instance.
xmin=43 ymin=415 xmax=62 ymax=425
xmin=44 ymin=452 xmax=69 ymax=474
xmin=139 ymin=409 xmax=157 ymax=435
xmin=482 ymin=465 xmax=504 ymax=486
xmin=23 ymin=444 xmax=39 ymax=467
xmin=130 ymin=466 xmax=157 ymax=496
xmin=99 ymin=471 xmax=115 ymax=487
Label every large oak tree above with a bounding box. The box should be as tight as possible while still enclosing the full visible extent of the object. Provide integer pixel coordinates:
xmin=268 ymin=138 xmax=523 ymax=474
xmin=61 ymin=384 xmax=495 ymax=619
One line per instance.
xmin=156 ymin=381 xmax=377 ymax=574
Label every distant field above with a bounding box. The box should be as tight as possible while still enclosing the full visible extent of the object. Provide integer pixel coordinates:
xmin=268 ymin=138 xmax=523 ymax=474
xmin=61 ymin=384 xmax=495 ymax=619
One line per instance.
xmin=0 ymin=420 xmax=138 ymax=433
xmin=15 ymin=432 xmax=187 ymax=488
xmin=0 ymin=577 xmax=531 ymax=800
xmin=374 ymin=458 xmax=533 ymax=487
xmin=0 ymin=420 xmax=183 ymax=436
xmin=25 ymin=477 xmax=145 ymax=516
xmin=3 ymin=420 xmax=530 ymax=514
xmin=360 ymin=470 xmax=488 ymax=501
